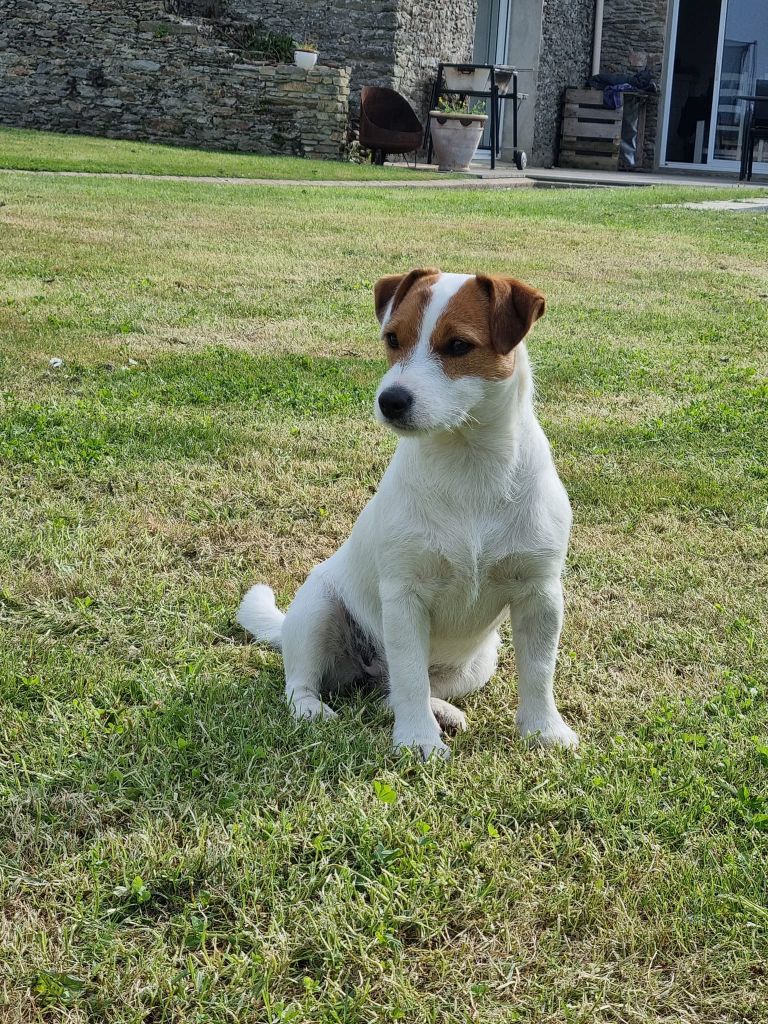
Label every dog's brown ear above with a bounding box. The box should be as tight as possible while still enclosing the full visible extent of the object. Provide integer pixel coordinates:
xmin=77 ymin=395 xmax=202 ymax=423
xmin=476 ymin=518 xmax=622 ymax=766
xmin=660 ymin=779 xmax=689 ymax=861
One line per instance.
xmin=476 ymin=274 xmax=546 ymax=354
xmin=374 ymin=268 xmax=438 ymax=323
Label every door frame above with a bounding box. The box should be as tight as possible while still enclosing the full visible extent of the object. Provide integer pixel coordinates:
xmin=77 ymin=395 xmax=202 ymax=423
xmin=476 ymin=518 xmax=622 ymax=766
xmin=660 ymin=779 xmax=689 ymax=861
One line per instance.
xmin=473 ymin=0 xmax=513 ymax=154
xmin=659 ymin=0 xmax=766 ymax=172
xmin=474 ymin=0 xmax=512 ymax=65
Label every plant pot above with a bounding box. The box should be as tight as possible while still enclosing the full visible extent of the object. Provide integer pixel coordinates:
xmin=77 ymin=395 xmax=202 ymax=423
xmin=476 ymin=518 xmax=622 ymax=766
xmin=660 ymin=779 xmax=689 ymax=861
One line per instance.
xmin=442 ymin=65 xmax=491 ymax=94
xmin=429 ymin=111 xmax=488 ymax=171
xmin=294 ymin=50 xmax=318 ymax=70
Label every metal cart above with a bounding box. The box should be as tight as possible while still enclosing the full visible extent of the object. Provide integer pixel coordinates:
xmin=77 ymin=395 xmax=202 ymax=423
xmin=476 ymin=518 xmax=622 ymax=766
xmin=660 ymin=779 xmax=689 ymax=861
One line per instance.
xmin=426 ymin=62 xmax=530 ymax=171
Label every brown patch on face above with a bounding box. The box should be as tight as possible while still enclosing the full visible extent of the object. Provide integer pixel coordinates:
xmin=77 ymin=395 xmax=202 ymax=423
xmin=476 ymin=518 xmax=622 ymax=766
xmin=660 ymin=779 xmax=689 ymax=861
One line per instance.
xmin=375 ymin=269 xmax=440 ymax=367
xmin=430 ymin=275 xmax=546 ymax=380
xmin=374 ymin=268 xmax=439 ymax=323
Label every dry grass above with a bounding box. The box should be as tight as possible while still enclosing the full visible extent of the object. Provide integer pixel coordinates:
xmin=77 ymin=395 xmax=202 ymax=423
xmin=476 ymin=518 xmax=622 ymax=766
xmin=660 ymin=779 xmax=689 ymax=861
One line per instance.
xmin=1 ymin=162 xmax=767 ymax=1023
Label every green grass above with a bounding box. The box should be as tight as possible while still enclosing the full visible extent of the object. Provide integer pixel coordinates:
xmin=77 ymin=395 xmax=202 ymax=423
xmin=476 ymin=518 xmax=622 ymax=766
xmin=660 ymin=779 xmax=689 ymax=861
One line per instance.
xmin=1 ymin=168 xmax=767 ymax=1023
xmin=0 ymin=127 xmax=446 ymax=180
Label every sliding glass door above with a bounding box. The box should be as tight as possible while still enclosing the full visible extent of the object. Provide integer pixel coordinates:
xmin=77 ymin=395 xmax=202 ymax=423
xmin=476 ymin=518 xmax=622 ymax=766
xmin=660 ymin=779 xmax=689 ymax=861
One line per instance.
xmin=661 ymin=0 xmax=768 ymax=171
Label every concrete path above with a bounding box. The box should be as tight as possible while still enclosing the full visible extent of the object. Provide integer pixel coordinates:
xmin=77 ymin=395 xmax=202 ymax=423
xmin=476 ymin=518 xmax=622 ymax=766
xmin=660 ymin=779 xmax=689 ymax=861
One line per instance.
xmin=0 ymin=167 xmax=534 ymax=189
xmin=395 ymin=160 xmax=768 ymax=189
xmin=4 ymin=165 xmax=766 ymax=190
xmin=524 ymin=167 xmax=768 ymax=189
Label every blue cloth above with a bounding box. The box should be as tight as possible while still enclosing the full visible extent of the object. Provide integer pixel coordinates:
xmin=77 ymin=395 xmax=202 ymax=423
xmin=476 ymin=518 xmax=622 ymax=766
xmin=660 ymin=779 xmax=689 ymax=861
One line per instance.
xmin=603 ymin=82 xmax=636 ymax=110
xmin=589 ymin=69 xmax=657 ymax=109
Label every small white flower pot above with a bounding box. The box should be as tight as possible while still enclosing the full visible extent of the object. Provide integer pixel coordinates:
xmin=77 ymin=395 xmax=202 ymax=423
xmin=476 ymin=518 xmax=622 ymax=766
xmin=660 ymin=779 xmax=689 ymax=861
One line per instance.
xmin=442 ymin=65 xmax=491 ymax=94
xmin=294 ymin=50 xmax=318 ymax=70
xmin=429 ymin=111 xmax=488 ymax=171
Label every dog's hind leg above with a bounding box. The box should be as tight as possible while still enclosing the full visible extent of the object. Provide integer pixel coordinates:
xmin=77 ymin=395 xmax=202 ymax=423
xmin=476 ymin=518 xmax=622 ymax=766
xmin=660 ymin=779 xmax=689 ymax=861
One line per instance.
xmin=429 ymin=697 xmax=467 ymax=735
xmin=427 ymin=633 xmax=500 ymax=734
xmin=280 ymin=573 xmax=341 ymax=722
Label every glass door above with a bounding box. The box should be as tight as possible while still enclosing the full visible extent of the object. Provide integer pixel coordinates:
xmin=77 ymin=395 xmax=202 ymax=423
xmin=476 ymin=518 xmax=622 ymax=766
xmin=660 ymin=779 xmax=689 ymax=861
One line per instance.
xmin=711 ymin=0 xmax=768 ymax=168
xmin=474 ymin=0 xmax=510 ymax=65
xmin=661 ymin=0 xmax=768 ymax=171
xmin=662 ymin=0 xmax=723 ymax=164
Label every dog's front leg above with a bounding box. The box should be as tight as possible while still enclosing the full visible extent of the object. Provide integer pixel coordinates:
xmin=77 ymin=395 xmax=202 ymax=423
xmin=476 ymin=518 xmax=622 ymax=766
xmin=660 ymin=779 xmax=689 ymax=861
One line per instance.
xmin=380 ymin=582 xmax=448 ymax=760
xmin=510 ymin=577 xmax=579 ymax=748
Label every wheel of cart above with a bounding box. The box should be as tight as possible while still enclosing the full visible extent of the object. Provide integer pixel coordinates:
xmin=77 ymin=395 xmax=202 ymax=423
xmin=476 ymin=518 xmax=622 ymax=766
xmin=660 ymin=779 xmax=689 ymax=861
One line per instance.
xmin=514 ymin=150 xmax=527 ymax=170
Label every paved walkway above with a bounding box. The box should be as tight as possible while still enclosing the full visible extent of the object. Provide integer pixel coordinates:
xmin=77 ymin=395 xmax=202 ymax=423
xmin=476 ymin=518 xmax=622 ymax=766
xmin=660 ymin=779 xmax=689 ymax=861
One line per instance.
xmin=524 ymin=166 xmax=768 ymax=189
xmin=406 ymin=160 xmax=768 ymax=188
xmin=0 ymin=167 xmax=534 ymax=189
xmin=4 ymin=165 xmax=766 ymax=190
xmin=662 ymin=198 xmax=768 ymax=211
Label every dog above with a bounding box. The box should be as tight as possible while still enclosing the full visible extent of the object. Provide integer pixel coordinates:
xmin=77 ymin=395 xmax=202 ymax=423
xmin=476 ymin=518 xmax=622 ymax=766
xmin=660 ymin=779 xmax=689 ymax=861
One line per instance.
xmin=237 ymin=269 xmax=578 ymax=758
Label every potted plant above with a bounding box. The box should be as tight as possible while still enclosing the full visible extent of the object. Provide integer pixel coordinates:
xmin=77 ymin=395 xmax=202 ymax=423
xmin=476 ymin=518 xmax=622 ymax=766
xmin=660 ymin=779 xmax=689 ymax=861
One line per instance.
xmin=429 ymin=97 xmax=488 ymax=172
xmin=294 ymin=40 xmax=318 ymax=69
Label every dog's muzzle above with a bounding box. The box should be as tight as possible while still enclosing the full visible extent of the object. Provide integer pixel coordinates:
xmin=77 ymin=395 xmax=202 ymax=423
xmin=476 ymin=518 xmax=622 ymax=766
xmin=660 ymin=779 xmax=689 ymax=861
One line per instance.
xmin=378 ymin=385 xmax=414 ymax=424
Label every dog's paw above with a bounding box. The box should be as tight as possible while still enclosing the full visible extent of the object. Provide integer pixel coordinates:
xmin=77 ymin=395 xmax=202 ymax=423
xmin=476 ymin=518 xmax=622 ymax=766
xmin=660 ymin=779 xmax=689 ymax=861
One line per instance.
xmin=517 ymin=711 xmax=579 ymax=750
xmin=430 ymin=697 xmax=467 ymax=735
xmin=290 ymin=696 xmax=338 ymax=722
xmin=398 ymin=739 xmax=451 ymax=761
xmin=393 ymin=726 xmax=450 ymax=761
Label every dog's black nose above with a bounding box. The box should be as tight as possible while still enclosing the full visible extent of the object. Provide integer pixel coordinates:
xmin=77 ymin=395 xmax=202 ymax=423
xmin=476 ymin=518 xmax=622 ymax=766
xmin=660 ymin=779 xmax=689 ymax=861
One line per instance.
xmin=378 ymin=385 xmax=413 ymax=421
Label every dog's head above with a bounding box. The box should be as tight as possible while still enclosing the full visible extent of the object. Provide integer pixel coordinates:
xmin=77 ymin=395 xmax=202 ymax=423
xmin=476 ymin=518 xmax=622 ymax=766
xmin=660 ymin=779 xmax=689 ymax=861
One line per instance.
xmin=372 ymin=269 xmax=545 ymax=434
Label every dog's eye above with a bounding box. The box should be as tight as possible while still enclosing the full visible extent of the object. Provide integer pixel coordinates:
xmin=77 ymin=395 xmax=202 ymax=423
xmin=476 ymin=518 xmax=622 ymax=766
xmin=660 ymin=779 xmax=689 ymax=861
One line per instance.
xmin=444 ymin=338 xmax=474 ymax=357
xmin=384 ymin=332 xmax=399 ymax=350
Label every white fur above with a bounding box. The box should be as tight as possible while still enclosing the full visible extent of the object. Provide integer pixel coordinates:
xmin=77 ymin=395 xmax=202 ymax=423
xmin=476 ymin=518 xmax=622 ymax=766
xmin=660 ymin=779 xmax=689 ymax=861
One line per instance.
xmin=238 ymin=273 xmax=578 ymax=758
xmin=236 ymin=584 xmax=284 ymax=649
xmin=374 ymin=273 xmax=482 ymax=435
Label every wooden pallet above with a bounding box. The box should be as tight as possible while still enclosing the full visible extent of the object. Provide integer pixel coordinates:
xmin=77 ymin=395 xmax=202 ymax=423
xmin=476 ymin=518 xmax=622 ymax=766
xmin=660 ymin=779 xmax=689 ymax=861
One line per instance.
xmin=559 ymin=89 xmax=623 ymax=170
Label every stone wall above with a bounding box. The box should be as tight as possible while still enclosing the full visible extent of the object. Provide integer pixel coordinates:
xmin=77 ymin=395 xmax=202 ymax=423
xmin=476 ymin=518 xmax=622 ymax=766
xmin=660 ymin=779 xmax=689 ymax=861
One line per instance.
xmin=392 ymin=1 xmax=478 ymax=123
xmin=0 ymin=0 xmax=350 ymax=159
xmin=600 ymin=0 xmax=669 ymax=167
xmin=219 ymin=0 xmax=398 ymax=113
xmin=0 ymin=0 xmax=480 ymax=160
xmin=532 ymin=0 xmax=595 ymax=166
xmin=204 ymin=0 xmax=477 ymax=124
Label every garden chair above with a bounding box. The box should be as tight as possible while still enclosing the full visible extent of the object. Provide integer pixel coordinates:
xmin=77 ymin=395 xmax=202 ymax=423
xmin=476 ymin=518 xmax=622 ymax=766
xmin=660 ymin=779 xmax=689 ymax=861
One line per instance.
xmin=359 ymin=86 xmax=423 ymax=165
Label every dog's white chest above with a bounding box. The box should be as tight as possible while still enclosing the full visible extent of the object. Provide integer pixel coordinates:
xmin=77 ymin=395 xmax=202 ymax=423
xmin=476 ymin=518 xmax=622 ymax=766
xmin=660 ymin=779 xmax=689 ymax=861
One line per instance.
xmin=411 ymin=521 xmax=535 ymax=633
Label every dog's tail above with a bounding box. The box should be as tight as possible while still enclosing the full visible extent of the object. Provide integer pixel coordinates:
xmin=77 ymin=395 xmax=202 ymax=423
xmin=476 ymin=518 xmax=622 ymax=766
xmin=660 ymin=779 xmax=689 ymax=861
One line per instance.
xmin=236 ymin=584 xmax=285 ymax=650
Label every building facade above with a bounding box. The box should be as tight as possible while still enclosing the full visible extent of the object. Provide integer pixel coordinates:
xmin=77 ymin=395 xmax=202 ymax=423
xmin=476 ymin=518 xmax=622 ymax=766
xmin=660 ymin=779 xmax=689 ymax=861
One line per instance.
xmin=1 ymin=0 xmax=765 ymax=174
xmin=490 ymin=0 xmax=766 ymax=174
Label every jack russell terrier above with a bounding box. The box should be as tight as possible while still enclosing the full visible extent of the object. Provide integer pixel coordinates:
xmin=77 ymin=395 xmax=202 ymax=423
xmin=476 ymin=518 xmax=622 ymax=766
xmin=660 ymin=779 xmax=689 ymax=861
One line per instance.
xmin=237 ymin=269 xmax=578 ymax=759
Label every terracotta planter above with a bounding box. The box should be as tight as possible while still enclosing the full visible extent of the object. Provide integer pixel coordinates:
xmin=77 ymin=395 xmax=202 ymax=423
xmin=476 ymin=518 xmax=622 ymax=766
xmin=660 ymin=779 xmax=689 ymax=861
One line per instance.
xmin=429 ymin=111 xmax=488 ymax=171
xmin=294 ymin=50 xmax=318 ymax=70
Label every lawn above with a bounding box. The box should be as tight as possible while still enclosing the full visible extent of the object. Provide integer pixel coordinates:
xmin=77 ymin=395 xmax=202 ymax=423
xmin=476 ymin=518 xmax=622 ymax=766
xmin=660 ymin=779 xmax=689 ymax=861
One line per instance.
xmin=1 ymin=165 xmax=767 ymax=1023
xmin=0 ymin=127 xmax=445 ymax=180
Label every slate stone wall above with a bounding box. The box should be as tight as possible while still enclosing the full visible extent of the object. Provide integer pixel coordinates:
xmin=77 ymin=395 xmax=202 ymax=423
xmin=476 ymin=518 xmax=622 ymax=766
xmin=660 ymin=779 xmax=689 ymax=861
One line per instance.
xmin=600 ymin=0 xmax=669 ymax=167
xmin=0 ymin=0 xmax=350 ymax=159
xmin=532 ymin=0 xmax=595 ymax=167
xmin=220 ymin=0 xmax=399 ymax=112
xmin=529 ymin=0 xmax=667 ymax=169
xmin=204 ymin=0 xmax=477 ymax=123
